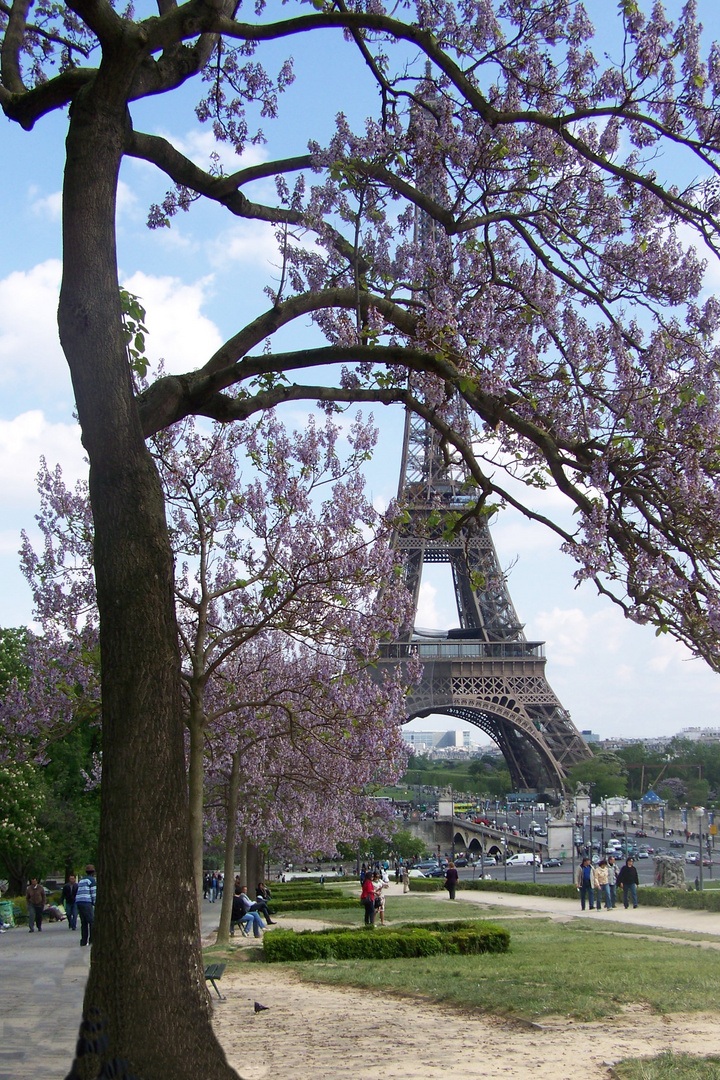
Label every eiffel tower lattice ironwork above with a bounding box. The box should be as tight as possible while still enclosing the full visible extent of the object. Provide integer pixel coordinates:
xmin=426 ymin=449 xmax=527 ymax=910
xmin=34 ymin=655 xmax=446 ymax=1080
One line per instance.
xmin=379 ymin=409 xmax=592 ymax=794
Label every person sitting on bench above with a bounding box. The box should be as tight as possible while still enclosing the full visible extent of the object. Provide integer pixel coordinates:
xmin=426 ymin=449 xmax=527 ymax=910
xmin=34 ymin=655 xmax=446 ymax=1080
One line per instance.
xmin=230 ymin=887 xmax=264 ymax=937
xmin=238 ymin=884 xmax=274 ymax=926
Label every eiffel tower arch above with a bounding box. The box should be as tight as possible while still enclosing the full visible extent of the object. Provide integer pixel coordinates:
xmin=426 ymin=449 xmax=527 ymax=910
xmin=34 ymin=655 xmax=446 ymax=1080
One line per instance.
xmin=379 ymin=408 xmax=592 ymax=796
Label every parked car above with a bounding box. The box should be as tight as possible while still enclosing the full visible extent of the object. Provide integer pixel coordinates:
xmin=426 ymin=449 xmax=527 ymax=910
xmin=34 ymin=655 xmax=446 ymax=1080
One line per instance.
xmin=542 ymin=858 xmax=563 ymax=868
xmin=454 ymin=857 xmax=469 ymax=867
xmin=635 ymin=830 xmax=648 ymax=837
xmin=670 ymin=840 xmax=685 ymax=848
xmin=408 ymin=868 xmax=426 ymax=878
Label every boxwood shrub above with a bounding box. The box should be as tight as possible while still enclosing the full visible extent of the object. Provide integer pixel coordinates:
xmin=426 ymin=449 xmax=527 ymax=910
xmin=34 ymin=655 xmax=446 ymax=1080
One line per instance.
xmin=263 ymin=920 xmax=510 ymax=962
xmin=269 ymin=897 xmax=359 ymax=913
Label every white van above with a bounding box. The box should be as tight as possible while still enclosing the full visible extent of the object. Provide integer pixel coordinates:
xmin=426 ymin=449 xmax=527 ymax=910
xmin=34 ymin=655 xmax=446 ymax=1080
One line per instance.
xmin=505 ymin=852 xmax=541 ymax=867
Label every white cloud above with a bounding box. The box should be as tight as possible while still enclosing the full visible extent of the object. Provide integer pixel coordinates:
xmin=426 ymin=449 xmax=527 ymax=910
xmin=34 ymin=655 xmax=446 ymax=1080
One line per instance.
xmin=614 ymin=663 xmax=635 ymax=686
xmin=0 ymin=410 xmax=85 ymax=505
xmin=152 ymin=128 xmax=268 ymax=175
xmin=116 ymin=180 xmax=139 ymax=219
xmin=120 ymin=270 xmax=224 ymax=373
xmin=30 ymin=190 xmax=62 ymax=219
xmin=532 ymin=605 xmax=626 ymax=667
xmin=208 ymin=219 xmax=281 ymax=269
xmin=493 ymin=517 xmax=561 ymax=559
xmin=415 ymin=580 xmax=439 ymax=629
xmin=0 ymin=260 xmax=69 ymax=391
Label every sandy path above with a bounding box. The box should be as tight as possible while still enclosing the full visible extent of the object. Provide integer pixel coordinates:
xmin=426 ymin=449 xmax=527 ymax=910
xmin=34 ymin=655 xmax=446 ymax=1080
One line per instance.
xmin=211 ymin=888 xmax=720 ymax=1080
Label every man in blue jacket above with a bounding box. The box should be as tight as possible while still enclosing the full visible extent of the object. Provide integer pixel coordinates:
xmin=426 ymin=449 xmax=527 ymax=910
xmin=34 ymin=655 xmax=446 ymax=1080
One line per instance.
xmin=75 ymin=864 xmax=97 ymax=946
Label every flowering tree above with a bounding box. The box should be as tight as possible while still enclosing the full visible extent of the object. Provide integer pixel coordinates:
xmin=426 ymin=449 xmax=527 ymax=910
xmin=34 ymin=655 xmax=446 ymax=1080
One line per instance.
xmin=0 ymin=760 xmax=50 ymax=895
xmin=154 ymin=411 xmax=412 ymax=895
xmin=9 ymin=411 xmax=412 ymax=903
xmin=3 ymin=0 xmax=720 ymax=1075
xmin=205 ymin=632 xmax=410 ymax=943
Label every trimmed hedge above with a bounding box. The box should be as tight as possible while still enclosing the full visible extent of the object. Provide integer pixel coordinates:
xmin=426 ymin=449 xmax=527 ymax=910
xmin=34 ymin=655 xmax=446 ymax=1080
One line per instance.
xmin=408 ymin=878 xmax=720 ymax=911
xmin=269 ymin=887 xmax=344 ymax=900
xmin=263 ymin=920 xmax=510 ymax=962
xmin=269 ymin=897 xmax=359 ymax=913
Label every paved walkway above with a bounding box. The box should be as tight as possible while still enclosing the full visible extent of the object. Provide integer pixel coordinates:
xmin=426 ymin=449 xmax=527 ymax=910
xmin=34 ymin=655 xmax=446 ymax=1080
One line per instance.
xmin=1 ymin=889 xmax=718 ymax=1079
xmin=0 ymin=902 xmax=223 ymax=1080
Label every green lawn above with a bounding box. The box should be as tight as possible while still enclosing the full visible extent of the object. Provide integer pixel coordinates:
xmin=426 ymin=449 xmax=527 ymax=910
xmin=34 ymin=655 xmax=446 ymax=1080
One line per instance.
xmin=613 ymin=1052 xmax=720 ymax=1080
xmin=278 ymin=915 xmax=720 ymax=1022
xmin=286 ymin=895 xmax=495 ymax=924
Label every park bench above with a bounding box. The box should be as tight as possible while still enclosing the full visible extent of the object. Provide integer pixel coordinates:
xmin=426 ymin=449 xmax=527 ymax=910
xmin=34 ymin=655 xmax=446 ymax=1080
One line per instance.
xmin=204 ymin=962 xmax=226 ymax=1000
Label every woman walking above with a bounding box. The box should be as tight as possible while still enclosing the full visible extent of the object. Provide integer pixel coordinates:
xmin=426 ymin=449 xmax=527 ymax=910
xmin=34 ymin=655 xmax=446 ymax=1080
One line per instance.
xmin=360 ymin=872 xmax=376 ymax=925
xmin=444 ymin=860 xmax=459 ymax=900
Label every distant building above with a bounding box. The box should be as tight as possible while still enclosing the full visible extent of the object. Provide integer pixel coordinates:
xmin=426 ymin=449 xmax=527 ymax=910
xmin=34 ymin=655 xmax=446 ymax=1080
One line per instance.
xmin=403 ymin=730 xmax=473 ymax=751
xmin=581 ymin=730 xmax=600 ymax=744
xmin=679 ymin=726 xmax=720 ymax=743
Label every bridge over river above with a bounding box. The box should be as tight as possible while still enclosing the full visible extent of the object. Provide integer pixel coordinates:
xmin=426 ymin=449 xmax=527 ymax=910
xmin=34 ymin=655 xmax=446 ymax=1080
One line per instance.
xmin=409 ymin=814 xmax=549 ymax=861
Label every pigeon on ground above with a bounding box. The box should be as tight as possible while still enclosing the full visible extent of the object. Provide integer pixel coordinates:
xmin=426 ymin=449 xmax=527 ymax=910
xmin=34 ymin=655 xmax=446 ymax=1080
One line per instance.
xmin=254 ymin=1001 xmax=269 ymax=1013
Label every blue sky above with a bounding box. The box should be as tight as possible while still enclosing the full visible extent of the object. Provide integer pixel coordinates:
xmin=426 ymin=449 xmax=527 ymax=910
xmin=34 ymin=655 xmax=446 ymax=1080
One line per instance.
xmin=1 ymin=1 xmax=719 ymax=740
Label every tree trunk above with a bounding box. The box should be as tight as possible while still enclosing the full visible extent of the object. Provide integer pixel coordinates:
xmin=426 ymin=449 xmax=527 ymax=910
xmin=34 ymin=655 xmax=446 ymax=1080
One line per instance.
xmin=217 ymin=751 xmax=241 ymax=945
xmin=57 ymin=78 xmax=239 ymax=1080
xmin=239 ymin=835 xmax=248 ymax=887
xmin=188 ymin=707 xmax=206 ymax=909
xmin=246 ymin=841 xmax=264 ymax=894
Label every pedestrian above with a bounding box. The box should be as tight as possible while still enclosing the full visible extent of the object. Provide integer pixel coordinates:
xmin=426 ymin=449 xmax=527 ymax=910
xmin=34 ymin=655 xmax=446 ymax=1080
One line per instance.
xmin=595 ymin=859 xmax=613 ymax=911
xmin=75 ymin=864 xmax=97 ymax=946
xmin=360 ymin=871 xmax=376 ymax=925
xmin=202 ymin=872 xmax=211 ymax=900
xmin=616 ymin=857 xmax=639 ymax=909
xmin=575 ymin=857 xmax=596 ymax=910
xmin=373 ymin=871 xmax=387 ymax=925
xmin=444 ymin=860 xmax=459 ymax=901
xmin=606 ymin=856 xmax=618 ymax=908
xmin=402 ymin=863 xmax=409 ymax=893
xmin=61 ymin=874 xmax=79 ymax=930
xmin=25 ymin=877 xmax=46 ymax=933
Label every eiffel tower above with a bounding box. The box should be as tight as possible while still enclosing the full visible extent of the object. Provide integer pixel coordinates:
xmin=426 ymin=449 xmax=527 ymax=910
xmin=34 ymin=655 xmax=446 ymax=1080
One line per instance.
xmin=380 ymin=413 xmax=592 ymax=794
xmin=376 ymin=70 xmax=591 ymax=795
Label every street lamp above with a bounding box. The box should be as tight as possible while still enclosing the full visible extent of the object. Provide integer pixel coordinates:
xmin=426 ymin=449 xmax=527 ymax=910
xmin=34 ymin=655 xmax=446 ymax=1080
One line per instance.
xmin=697 ymin=807 xmax=705 ymax=891
xmin=530 ymin=820 xmax=538 ymax=883
xmin=622 ymin=812 xmax=629 ymax=859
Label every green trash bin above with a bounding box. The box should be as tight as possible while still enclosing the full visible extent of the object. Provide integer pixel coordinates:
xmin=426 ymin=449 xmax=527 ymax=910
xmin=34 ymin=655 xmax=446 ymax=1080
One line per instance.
xmin=0 ymin=899 xmax=15 ymax=927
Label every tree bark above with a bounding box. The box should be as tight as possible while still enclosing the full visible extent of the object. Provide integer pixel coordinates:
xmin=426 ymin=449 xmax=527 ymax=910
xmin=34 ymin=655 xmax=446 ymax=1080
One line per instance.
xmin=216 ymin=750 xmax=241 ymax=945
xmin=57 ymin=73 xmax=239 ymax=1080
xmin=246 ymin=841 xmax=263 ymax=894
xmin=188 ymin=707 xmax=206 ymax=909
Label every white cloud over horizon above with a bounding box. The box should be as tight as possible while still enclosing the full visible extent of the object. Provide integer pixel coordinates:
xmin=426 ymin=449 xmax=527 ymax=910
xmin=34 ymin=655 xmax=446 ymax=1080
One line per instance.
xmin=0 ymin=410 xmax=85 ymax=505
xmin=120 ymin=270 xmax=224 ymax=374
